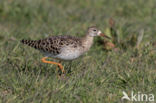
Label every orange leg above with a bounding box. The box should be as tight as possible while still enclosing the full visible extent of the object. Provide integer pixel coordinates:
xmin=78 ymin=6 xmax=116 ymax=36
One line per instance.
xmin=41 ymin=57 xmax=65 ymax=73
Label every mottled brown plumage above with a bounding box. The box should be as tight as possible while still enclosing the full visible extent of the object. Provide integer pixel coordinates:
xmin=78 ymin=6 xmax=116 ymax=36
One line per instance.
xmin=21 ymin=35 xmax=83 ymax=57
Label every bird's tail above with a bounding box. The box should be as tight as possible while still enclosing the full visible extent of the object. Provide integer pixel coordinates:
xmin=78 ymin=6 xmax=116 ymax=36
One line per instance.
xmin=21 ymin=39 xmax=38 ymax=49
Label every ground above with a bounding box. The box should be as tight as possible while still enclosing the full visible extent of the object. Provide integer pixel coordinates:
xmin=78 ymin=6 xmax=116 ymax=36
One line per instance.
xmin=0 ymin=0 xmax=156 ymax=103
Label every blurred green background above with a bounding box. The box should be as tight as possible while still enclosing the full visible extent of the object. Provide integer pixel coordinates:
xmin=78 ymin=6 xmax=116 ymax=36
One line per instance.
xmin=0 ymin=0 xmax=156 ymax=103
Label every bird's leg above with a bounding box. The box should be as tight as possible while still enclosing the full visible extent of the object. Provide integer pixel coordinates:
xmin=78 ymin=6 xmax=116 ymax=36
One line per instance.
xmin=41 ymin=57 xmax=65 ymax=74
xmin=57 ymin=60 xmax=63 ymax=75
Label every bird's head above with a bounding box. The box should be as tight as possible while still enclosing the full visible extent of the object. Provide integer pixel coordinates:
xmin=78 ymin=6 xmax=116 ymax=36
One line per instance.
xmin=87 ymin=26 xmax=110 ymax=39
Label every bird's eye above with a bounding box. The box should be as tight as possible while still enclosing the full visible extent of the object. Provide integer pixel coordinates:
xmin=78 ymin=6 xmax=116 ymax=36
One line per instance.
xmin=93 ymin=29 xmax=97 ymax=32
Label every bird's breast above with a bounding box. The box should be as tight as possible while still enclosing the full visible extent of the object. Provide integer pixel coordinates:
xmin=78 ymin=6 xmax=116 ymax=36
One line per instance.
xmin=52 ymin=46 xmax=83 ymax=61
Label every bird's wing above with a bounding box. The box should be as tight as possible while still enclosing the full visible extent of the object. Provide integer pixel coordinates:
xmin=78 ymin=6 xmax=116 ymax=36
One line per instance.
xmin=36 ymin=35 xmax=82 ymax=55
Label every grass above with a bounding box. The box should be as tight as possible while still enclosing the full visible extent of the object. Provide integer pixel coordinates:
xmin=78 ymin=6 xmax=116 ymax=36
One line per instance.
xmin=0 ymin=0 xmax=156 ymax=102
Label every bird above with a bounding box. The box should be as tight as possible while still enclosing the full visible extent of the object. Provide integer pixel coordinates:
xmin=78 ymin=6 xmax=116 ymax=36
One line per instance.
xmin=21 ymin=26 xmax=110 ymax=75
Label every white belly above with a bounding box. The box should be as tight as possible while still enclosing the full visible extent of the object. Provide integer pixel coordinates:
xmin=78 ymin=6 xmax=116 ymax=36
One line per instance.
xmin=53 ymin=47 xmax=82 ymax=61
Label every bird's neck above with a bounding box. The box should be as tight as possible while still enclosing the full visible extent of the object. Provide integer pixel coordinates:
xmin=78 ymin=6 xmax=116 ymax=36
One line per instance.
xmin=81 ymin=34 xmax=94 ymax=52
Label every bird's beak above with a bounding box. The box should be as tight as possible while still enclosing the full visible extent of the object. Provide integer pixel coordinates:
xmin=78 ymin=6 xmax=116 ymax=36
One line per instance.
xmin=99 ymin=33 xmax=111 ymax=39
xmin=98 ymin=31 xmax=111 ymax=39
